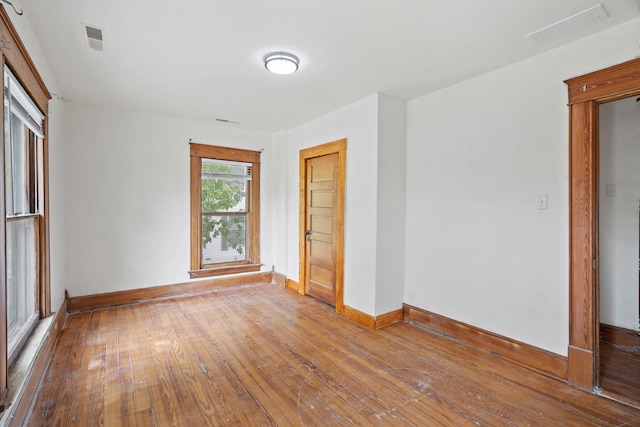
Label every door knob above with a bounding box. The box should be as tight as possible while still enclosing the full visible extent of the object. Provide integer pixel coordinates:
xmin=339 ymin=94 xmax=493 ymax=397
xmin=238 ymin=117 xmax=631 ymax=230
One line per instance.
xmin=304 ymin=230 xmax=311 ymax=241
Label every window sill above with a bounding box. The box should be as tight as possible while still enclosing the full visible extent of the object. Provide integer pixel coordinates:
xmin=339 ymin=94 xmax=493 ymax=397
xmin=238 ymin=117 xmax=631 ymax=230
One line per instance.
xmin=1 ymin=315 xmax=54 ymax=425
xmin=188 ymin=263 xmax=262 ymax=279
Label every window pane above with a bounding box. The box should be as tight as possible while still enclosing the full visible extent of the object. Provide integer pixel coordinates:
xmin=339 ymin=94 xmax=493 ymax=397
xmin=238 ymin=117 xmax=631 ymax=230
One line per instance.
xmin=202 ymin=214 xmax=248 ymax=264
xmin=6 ymin=217 xmax=37 ymax=346
xmin=201 ymin=159 xmax=247 ymax=213
xmin=5 ymin=67 xmax=41 ymax=216
xmin=5 ymin=113 xmax=27 ymax=215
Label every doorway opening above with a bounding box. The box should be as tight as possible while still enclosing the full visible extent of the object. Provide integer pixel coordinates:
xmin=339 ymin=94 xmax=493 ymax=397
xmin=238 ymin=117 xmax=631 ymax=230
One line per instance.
xmin=597 ymin=95 xmax=640 ymax=404
xmin=566 ymin=58 xmax=640 ymax=405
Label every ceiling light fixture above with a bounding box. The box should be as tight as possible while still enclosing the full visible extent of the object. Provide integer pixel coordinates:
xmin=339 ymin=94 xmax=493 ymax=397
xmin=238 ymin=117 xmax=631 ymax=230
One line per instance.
xmin=264 ymin=52 xmax=299 ymax=75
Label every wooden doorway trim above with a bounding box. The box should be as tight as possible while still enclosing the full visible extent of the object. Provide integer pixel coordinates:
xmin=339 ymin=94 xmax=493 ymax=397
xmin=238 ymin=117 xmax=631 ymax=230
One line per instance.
xmin=565 ymin=58 xmax=640 ymax=390
xmin=299 ymin=139 xmax=346 ymax=313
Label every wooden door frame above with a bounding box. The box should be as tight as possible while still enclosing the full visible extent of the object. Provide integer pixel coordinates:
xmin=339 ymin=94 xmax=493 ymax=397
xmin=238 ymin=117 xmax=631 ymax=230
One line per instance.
xmin=299 ymin=139 xmax=346 ymax=313
xmin=565 ymin=58 xmax=640 ymax=390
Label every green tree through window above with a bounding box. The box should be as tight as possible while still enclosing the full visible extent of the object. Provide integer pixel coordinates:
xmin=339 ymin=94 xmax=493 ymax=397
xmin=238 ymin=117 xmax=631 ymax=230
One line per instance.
xmin=201 ymin=162 xmax=246 ymax=255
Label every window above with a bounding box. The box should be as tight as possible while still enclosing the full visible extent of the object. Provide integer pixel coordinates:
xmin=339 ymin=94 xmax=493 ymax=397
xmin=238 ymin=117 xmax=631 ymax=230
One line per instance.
xmin=189 ymin=144 xmax=261 ymax=278
xmin=4 ymin=66 xmax=45 ymax=364
xmin=0 ymin=6 xmax=51 ymax=399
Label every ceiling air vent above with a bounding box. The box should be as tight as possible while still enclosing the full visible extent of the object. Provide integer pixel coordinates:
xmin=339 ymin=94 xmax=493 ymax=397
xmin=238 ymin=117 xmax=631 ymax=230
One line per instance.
xmin=524 ymin=4 xmax=608 ymax=43
xmin=84 ymin=24 xmax=104 ymax=51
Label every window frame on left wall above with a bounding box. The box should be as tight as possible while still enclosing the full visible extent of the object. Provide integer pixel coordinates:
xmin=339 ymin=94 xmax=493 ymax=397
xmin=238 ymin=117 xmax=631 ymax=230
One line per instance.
xmin=4 ymin=65 xmax=46 ymax=366
xmin=0 ymin=4 xmax=52 ymax=400
xmin=189 ymin=143 xmax=261 ymax=278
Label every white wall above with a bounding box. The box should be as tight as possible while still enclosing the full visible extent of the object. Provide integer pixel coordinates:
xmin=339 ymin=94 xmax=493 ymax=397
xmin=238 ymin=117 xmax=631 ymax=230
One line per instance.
xmin=282 ymin=93 xmax=407 ymax=316
xmin=63 ymin=102 xmax=274 ymax=297
xmin=600 ymin=97 xmax=640 ymax=330
xmin=405 ymin=18 xmax=640 ymax=356
xmin=285 ymin=94 xmax=379 ymax=314
xmin=270 ymin=130 xmax=288 ymax=275
xmin=7 ymin=9 xmax=67 ymax=312
xmin=376 ymin=94 xmax=406 ymax=315
xmin=47 ymin=98 xmax=66 ymax=311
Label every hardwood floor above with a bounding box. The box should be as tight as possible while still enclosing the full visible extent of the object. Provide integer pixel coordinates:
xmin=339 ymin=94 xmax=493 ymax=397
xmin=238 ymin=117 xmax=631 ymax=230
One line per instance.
xmin=600 ymin=324 xmax=640 ymax=406
xmin=27 ymin=283 xmax=640 ymax=426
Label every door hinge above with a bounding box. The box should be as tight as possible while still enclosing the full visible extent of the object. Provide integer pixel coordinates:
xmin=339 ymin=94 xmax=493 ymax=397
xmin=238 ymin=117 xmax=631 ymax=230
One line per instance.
xmin=593 ymin=258 xmax=597 ymax=269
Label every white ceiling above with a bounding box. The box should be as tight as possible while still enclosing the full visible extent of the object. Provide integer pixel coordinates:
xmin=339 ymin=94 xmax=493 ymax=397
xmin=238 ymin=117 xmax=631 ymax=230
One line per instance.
xmin=18 ymin=0 xmax=640 ymax=131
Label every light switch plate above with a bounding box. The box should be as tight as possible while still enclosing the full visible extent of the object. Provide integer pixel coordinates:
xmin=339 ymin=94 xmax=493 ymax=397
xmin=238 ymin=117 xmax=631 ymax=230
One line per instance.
xmin=537 ymin=194 xmax=548 ymax=210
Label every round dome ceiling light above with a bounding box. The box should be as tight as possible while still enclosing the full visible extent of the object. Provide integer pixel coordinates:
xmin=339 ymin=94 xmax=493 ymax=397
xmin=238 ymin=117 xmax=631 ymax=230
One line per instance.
xmin=264 ymin=52 xmax=299 ymax=75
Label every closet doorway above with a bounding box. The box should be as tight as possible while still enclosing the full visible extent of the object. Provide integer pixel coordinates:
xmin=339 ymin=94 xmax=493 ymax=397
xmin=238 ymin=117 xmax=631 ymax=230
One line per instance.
xmin=598 ymin=96 xmax=640 ymax=404
xmin=566 ymin=58 xmax=640 ymax=405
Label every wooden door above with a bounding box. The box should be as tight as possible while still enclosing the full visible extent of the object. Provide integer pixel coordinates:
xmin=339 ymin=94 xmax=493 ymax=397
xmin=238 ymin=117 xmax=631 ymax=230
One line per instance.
xmin=299 ymin=139 xmax=346 ymax=312
xmin=304 ymin=153 xmax=338 ymax=306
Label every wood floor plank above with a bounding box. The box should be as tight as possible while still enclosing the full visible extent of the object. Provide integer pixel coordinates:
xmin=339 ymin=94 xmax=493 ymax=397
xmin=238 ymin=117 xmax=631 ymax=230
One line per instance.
xmin=51 ymin=313 xmax=90 ymax=426
xmin=185 ymin=297 xmax=294 ymax=425
xmin=386 ymin=321 xmax=636 ymax=426
xmin=123 ymin=305 xmax=153 ymax=419
xmin=225 ymin=292 xmax=456 ymax=425
xmin=104 ymin=306 xmax=135 ymax=426
xmin=80 ymin=309 xmax=109 ymax=426
xmin=225 ymin=292 xmax=367 ymax=425
xmin=600 ymin=338 xmax=640 ymax=404
xmin=184 ymin=295 xmax=286 ymax=425
xmin=251 ymin=290 xmax=510 ymax=425
xmin=147 ymin=300 xmax=213 ymax=426
xmin=29 ymin=283 xmax=640 ymax=426
xmin=134 ymin=408 xmax=156 ymax=427
xmin=137 ymin=299 xmax=192 ymax=426
xmin=28 ymin=311 xmax=89 ymax=426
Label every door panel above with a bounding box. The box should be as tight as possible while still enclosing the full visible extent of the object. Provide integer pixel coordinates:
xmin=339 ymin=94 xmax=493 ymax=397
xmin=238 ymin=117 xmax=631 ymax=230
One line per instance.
xmin=305 ymin=153 xmax=338 ymax=306
xmin=312 ymin=216 xmax=333 ymax=234
xmin=310 ymin=240 xmax=332 ymax=260
xmin=309 ymin=264 xmax=334 ymax=304
xmin=311 ymin=163 xmax=334 ymax=181
xmin=311 ymin=191 xmax=334 ymax=207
